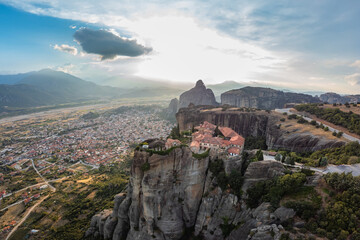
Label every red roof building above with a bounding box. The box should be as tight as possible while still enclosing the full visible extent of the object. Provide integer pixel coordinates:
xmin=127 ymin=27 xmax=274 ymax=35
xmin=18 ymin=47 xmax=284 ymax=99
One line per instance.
xmin=190 ymin=121 xmax=245 ymax=157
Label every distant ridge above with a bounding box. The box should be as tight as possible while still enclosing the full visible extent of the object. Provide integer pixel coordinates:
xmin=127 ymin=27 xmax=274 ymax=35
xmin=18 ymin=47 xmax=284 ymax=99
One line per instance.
xmin=0 ymin=69 xmax=124 ymax=110
xmin=221 ymin=86 xmax=320 ymax=109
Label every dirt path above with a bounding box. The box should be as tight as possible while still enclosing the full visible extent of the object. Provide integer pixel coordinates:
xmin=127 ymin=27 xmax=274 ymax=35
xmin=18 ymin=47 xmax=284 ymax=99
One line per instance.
xmin=5 ymin=195 xmax=49 ymax=240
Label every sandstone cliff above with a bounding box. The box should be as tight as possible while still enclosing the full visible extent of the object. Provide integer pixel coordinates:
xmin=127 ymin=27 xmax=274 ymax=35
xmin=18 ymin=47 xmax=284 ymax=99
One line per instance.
xmin=176 ymin=106 xmax=345 ymax=152
xmin=168 ymin=98 xmax=179 ymax=114
xmin=221 ymin=87 xmax=320 ymax=110
xmin=160 ymin=98 xmax=179 ymax=121
xmin=319 ymin=92 xmax=360 ymax=104
xmin=86 ymin=145 xmax=297 ymax=240
xmin=179 ymin=80 xmax=218 ymax=109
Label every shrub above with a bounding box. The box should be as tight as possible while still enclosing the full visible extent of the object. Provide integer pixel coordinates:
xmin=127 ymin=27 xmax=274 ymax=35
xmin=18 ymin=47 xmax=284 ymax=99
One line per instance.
xmin=220 ymin=217 xmax=236 ymax=237
xmin=192 ymin=149 xmax=210 ymax=159
xmin=319 ymin=157 xmax=328 ymax=166
xmin=141 ymin=162 xmax=150 ymax=172
xmin=209 ymin=158 xmax=225 ymax=176
xmin=255 ymin=149 xmax=264 ymax=161
xmin=297 ymin=117 xmax=308 ymax=124
xmin=228 ymin=170 xmax=243 ymax=198
xmin=348 ymin=156 xmax=360 ymax=165
xmin=288 ymin=114 xmax=297 ymax=120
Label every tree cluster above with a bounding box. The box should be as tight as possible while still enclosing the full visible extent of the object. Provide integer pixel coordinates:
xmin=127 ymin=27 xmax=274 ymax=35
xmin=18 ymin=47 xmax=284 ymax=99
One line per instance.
xmin=295 ymin=104 xmax=360 ymax=135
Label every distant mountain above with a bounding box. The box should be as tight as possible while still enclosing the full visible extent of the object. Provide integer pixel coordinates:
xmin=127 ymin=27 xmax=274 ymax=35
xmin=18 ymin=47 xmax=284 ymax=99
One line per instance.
xmin=320 ymin=92 xmax=360 ymax=104
xmin=0 ymin=69 xmax=125 ymax=109
xmin=0 ymin=84 xmax=61 ymax=108
xmin=0 ymin=72 xmax=34 ymax=85
xmin=98 ymin=75 xmax=192 ymax=90
xmin=17 ymin=69 xmax=123 ymax=101
xmin=301 ymin=91 xmax=325 ymax=97
xmin=208 ymin=81 xmax=244 ymax=96
xmin=118 ymin=87 xmax=184 ymax=98
xmin=221 ymin=86 xmax=320 ymax=110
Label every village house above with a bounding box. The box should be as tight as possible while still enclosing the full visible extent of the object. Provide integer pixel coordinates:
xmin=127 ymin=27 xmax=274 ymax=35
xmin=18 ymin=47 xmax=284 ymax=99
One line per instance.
xmin=165 ymin=138 xmax=181 ymax=149
xmin=0 ymin=190 xmax=6 ymax=198
xmin=190 ymin=121 xmax=245 ymax=157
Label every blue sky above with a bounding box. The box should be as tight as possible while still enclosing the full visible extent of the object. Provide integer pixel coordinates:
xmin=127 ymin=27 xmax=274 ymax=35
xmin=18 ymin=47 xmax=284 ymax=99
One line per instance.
xmin=0 ymin=0 xmax=360 ymax=93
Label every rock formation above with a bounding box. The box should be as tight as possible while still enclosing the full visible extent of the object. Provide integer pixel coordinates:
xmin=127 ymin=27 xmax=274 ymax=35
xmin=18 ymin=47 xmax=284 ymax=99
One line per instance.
xmin=167 ymin=98 xmax=179 ymax=114
xmin=86 ymin=143 xmax=298 ymax=240
xmin=242 ymin=161 xmax=285 ymax=192
xmin=179 ymin=80 xmax=218 ymax=109
xmin=319 ymin=92 xmax=360 ymax=104
xmin=221 ymin=87 xmax=320 ymax=110
xmin=176 ymin=105 xmax=346 ymax=152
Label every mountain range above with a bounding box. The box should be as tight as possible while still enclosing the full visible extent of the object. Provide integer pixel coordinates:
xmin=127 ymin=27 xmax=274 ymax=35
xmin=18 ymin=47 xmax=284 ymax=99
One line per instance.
xmin=0 ymin=69 xmax=124 ymax=109
xmin=1 ymin=69 xmax=357 ymax=114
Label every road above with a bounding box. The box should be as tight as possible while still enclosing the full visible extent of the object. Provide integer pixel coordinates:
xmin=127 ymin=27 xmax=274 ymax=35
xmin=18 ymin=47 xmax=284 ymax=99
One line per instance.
xmin=5 ymin=195 xmax=49 ymax=240
xmin=274 ymin=108 xmax=360 ymax=143
xmin=79 ymin=160 xmax=99 ymax=169
xmin=31 ymin=160 xmax=56 ymax=192
xmin=0 ymin=199 xmax=26 ymax=212
xmin=264 ymin=153 xmax=360 ymax=177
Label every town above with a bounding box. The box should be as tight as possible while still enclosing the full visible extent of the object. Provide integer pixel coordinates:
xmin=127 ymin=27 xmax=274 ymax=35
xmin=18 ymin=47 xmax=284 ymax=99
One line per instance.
xmin=0 ymin=105 xmax=174 ymax=237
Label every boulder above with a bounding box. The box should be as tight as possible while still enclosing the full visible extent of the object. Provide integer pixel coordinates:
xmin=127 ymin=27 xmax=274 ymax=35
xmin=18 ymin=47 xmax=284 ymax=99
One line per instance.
xmin=242 ymin=161 xmax=285 ymax=192
xmin=274 ymin=207 xmax=296 ymax=223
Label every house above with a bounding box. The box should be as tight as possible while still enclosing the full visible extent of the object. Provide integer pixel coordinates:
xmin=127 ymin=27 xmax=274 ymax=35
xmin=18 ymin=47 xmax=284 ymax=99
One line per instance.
xmin=190 ymin=140 xmax=200 ymax=152
xmin=190 ymin=121 xmax=245 ymax=157
xmin=33 ymin=194 xmax=40 ymax=199
xmin=227 ymin=147 xmax=241 ymax=156
xmin=165 ymin=139 xmax=181 ymax=149
xmin=24 ymin=197 xmax=32 ymax=205
xmin=0 ymin=190 xmax=6 ymax=198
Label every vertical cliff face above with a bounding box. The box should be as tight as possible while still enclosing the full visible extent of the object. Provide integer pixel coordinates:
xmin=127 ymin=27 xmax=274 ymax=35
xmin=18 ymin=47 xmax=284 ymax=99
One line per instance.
xmin=176 ymin=106 xmax=269 ymax=138
xmin=221 ymin=87 xmax=320 ymax=110
xmin=168 ymin=98 xmax=179 ymax=114
xmin=178 ymin=80 xmax=218 ymax=109
xmin=87 ymin=146 xmax=211 ymax=240
xmin=176 ymin=106 xmax=345 ymax=152
xmin=86 ymin=146 xmax=297 ymax=240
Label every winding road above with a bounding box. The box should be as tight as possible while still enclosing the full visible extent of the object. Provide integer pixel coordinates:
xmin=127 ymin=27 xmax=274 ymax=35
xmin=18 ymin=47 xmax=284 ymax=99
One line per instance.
xmin=5 ymin=195 xmax=49 ymax=240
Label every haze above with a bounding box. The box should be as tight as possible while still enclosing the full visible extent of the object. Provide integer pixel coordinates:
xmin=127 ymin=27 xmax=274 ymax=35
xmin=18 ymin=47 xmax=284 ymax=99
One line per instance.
xmin=1 ymin=0 xmax=360 ymax=93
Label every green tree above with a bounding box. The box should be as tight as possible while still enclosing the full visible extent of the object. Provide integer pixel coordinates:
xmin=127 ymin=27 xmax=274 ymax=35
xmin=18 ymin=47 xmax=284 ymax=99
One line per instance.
xmin=255 ymin=149 xmax=263 ymax=161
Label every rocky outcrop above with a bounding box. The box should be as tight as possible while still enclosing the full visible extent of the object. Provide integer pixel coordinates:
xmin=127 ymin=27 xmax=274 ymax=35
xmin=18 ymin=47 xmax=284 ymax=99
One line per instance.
xmin=168 ymin=98 xmax=179 ymax=114
xmin=176 ymin=105 xmax=346 ymax=152
xmin=242 ymin=161 xmax=285 ymax=192
xmin=264 ymin=112 xmax=345 ymax=152
xmin=273 ymin=207 xmax=295 ymax=223
xmin=221 ymin=87 xmax=320 ymax=110
xmin=87 ymin=145 xmax=294 ymax=240
xmin=179 ymin=80 xmax=218 ymax=109
xmin=319 ymin=92 xmax=360 ymax=104
xmin=176 ymin=106 xmax=269 ymax=138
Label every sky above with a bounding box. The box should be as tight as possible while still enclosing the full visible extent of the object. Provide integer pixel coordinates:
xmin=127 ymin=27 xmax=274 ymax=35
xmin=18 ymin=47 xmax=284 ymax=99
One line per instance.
xmin=0 ymin=0 xmax=360 ymax=94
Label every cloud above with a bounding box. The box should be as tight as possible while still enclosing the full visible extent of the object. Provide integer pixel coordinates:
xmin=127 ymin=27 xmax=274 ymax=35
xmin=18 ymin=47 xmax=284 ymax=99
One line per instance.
xmin=345 ymin=73 xmax=360 ymax=86
xmin=54 ymin=63 xmax=76 ymax=73
xmin=73 ymin=28 xmax=152 ymax=60
xmin=53 ymin=44 xmax=78 ymax=55
xmin=351 ymin=60 xmax=360 ymax=69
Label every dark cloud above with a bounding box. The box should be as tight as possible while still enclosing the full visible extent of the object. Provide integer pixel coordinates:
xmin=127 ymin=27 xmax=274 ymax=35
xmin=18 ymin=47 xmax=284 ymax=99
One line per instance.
xmin=74 ymin=28 xmax=152 ymax=60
